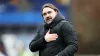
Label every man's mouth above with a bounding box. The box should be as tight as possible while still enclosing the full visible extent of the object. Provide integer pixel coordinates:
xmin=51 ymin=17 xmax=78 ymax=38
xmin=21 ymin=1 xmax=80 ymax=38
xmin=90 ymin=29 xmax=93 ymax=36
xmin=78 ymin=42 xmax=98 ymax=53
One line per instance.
xmin=46 ymin=18 xmax=52 ymax=21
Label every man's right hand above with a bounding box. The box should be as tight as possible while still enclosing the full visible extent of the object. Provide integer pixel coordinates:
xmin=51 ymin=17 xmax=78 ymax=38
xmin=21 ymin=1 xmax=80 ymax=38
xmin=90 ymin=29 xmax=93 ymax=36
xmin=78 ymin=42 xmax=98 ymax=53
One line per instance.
xmin=44 ymin=29 xmax=58 ymax=42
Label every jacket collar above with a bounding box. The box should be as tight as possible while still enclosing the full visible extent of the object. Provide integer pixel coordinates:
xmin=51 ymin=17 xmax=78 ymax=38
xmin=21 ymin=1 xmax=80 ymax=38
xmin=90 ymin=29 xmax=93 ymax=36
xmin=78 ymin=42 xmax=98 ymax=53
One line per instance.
xmin=44 ymin=13 xmax=65 ymax=29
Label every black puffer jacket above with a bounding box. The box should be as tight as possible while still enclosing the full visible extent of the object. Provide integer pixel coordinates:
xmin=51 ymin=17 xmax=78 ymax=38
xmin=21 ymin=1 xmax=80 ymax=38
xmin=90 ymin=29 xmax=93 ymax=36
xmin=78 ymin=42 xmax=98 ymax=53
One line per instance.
xmin=29 ymin=14 xmax=78 ymax=56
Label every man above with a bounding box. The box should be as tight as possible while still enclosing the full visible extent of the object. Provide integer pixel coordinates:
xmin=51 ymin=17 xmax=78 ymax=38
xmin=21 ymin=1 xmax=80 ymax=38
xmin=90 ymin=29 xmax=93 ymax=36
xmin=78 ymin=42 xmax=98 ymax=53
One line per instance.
xmin=29 ymin=3 xmax=78 ymax=56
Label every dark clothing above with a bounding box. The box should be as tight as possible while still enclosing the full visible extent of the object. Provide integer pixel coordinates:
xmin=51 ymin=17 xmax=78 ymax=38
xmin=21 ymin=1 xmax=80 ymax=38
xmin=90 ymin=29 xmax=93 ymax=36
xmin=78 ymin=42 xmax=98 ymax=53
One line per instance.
xmin=29 ymin=14 xmax=78 ymax=56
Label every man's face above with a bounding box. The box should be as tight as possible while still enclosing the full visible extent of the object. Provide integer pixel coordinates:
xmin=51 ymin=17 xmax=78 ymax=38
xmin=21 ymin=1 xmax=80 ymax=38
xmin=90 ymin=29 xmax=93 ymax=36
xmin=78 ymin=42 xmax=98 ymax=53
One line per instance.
xmin=42 ymin=7 xmax=58 ymax=24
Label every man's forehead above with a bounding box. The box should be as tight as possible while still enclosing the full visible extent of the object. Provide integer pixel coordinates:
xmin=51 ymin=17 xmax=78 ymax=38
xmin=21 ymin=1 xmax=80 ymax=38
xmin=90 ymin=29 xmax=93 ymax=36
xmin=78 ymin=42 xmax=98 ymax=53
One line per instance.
xmin=42 ymin=7 xmax=54 ymax=13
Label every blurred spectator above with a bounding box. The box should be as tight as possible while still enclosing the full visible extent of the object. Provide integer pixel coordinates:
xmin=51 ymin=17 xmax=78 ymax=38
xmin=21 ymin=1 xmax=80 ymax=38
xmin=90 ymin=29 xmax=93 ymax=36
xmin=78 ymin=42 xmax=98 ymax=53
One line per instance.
xmin=2 ymin=34 xmax=19 ymax=56
xmin=1 ymin=33 xmax=34 ymax=56
xmin=0 ymin=4 xmax=6 ymax=12
xmin=0 ymin=36 xmax=7 ymax=56
xmin=0 ymin=0 xmax=10 ymax=4
xmin=0 ymin=52 xmax=5 ymax=56
xmin=0 ymin=0 xmax=10 ymax=12
xmin=56 ymin=0 xmax=71 ymax=6
xmin=6 ymin=3 xmax=18 ymax=12
xmin=0 ymin=0 xmax=18 ymax=12
xmin=6 ymin=0 xmax=19 ymax=12
xmin=17 ymin=0 xmax=31 ymax=12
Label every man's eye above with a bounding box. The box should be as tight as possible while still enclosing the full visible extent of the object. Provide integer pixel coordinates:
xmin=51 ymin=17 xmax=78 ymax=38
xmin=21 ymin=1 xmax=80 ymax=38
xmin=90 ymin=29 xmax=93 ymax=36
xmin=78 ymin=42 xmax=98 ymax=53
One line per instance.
xmin=43 ymin=13 xmax=46 ymax=16
xmin=48 ymin=11 xmax=52 ymax=14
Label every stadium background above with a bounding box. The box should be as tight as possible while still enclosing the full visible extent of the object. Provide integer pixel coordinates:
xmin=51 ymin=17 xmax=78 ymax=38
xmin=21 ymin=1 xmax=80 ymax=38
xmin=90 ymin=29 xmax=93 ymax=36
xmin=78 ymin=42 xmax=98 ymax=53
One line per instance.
xmin=0 ymin=0 xmax=100 ymax=56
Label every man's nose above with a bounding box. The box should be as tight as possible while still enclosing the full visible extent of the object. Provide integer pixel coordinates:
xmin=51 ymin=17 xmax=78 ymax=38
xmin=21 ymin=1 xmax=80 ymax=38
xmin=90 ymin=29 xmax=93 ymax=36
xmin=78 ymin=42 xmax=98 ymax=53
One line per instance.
xmin=46 ymin=14 xmax=49 ymax=17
